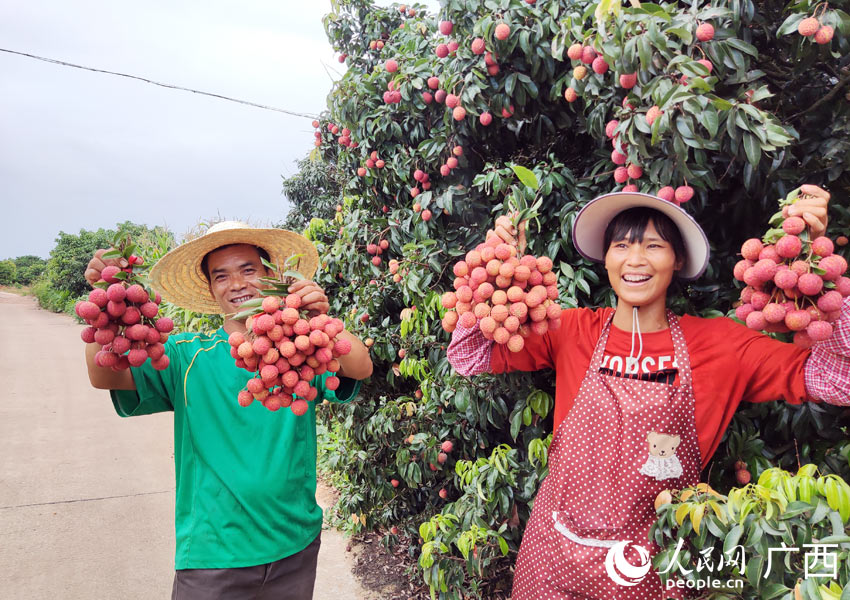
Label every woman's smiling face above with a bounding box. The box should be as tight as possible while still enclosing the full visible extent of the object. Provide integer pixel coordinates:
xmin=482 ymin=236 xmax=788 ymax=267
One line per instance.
xmin=605 ymin=220 xmax=682 ymax=309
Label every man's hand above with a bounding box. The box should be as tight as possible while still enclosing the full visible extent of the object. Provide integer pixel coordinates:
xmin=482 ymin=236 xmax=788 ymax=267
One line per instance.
xmin=85 ymin=248 xmax=128 ymax=287
xmin=783 ymin=184 xmax=830 ymax=239
xmin=288 ymin=280 xmax=329 ymax=317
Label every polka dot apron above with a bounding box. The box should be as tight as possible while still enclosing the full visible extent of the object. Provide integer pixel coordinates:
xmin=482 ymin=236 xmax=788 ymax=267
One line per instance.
xmin=511 ymin=311 xmax=700 ymax=599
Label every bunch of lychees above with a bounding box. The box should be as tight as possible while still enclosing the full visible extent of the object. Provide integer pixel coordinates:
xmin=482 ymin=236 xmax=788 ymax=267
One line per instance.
xmin=734 ymin=188 xmax=849 ymax=347
xmin=77 ymin=235 xmax=173 ymax=370
xmin=227 ymin=262 xmax=351 ymax=416
xmin=440 ymin=213 xmax=561 ymax=353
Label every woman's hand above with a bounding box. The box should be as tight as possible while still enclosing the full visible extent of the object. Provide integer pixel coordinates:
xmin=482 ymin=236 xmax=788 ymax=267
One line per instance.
xmin=288 ymin=280 xmax=329 ymax=317
xmin=783 ymin=184 xmax=830 ymax=238
xmin=488 ymin=212 xmax=527 ymax=253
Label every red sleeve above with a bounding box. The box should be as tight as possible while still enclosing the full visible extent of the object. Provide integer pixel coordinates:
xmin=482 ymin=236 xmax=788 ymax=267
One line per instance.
xmin=490 ymin=309 xmax=566 ymax=374
xmin=724 ymin=318 xmax=812 ymax=404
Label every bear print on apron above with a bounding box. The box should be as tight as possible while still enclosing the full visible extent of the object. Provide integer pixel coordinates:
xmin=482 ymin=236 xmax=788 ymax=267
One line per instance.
xmin=511 ymin=310 xmax=700 ymax=599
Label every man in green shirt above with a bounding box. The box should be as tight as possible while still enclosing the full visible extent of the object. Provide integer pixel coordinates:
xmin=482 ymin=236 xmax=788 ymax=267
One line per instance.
xmin=83 ymin=222 xmax=373 ymax=599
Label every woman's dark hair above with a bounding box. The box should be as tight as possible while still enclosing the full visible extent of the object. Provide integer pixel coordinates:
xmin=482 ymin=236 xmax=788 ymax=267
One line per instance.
xmin=602 ymin=207 xmax=686 ymax=269
xmin=200 ymin=244 xmax=271 ymax=282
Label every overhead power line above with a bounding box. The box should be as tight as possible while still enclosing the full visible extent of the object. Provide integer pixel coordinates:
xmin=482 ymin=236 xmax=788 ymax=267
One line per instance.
xmin=0 ymin=47 xmax=319 ymax=119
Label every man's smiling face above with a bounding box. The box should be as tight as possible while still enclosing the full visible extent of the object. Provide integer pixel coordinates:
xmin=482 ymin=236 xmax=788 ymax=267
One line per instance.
xmin=205 ymin=244 xmax=271 ymax=316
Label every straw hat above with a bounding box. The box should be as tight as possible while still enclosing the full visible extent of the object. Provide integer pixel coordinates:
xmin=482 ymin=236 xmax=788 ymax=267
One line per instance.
xmin=149 ymin=221 xmax=319 ymax=314
xmin=572 ymin=192 xmax=710 ymax=281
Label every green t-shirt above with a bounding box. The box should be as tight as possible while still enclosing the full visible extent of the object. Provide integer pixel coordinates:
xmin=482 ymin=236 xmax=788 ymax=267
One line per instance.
xmin=110 ymin=328 xmax=360 ymax=569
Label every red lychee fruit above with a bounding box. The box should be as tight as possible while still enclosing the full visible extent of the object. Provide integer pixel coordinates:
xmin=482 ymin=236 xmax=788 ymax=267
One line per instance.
xmin=645 ymin=106 xmax=662 ymax=126
xmin=592 ymin=56 xmax=608 ymax=74
xmin=502 ymin=105 xmax=514 ymax=118
xmin=745 ymin=311 xmax=766 ymax=330
xmin=798 ymin=17 xmax=819 ymax=37
xmin=567 ymin=43 xmax=583 ymax=60
xmin=697 ymin=59 xmax=713 ymax=73
xmin=580 ymin=46 xmax=597 ymax=64
xmin=480 ymin=111 xmax=493 ymax=125
xmin=439 ymin=20 xmax=453 ymax=35
xmin=815 ymin=25 xmax=834 ymax=44
xmin=611 ymin=150 xmax=627 ymax=165
xmin=657 ymin=187 xmax=675 ymax=203
xmin=740 ymin=238 xmax=763 ymax=261
xmin=564 ymin=87 xmax=578 ymax=103
xmin=619 ymin=73 xmax=637 ymax=89
xmin=438 ymin=488 xmax=448 ymax=499
xmin=811 ymin=236 xmax=834 ymax=257
xmin=605 ymin=120 xmax=619 ymax=138
xmin=627 ymin=164 xmax=643 ymax=179
xmin=675 ymin=186 xmax=694 ymax=203
xmin=818 ymin=291 xmax=843 ymax=313
xmin=807 ymin=320 xmax=833 ymax=342
xmin=773 ymin=269 xmax=798 ymax=290
xmin=763 ymin=303 xmax=787 ymax=323
xmin=785 ymin=309 xmax=812 ymax=331
xmin=471 ymin=38 xmax=486 ymax=54
xmin=614 ymin=167 xmax=629 ymax=184
xmin=435 ymin=44 xmax=449 ymax=58
xmin=100 ymin=265 xmax=121 ymax=283
xmin=781 ymin=216 xmax=805 ymax=235
xmin=125 ymin=284 xmax=148 ymax=304
xmin=494 ymin=23 xmax=511 ymax=40
xmin=155 ymin=317 xmax=174 ymax=333
xmin=797 ymin=273 xmax=824 ymax=296
xmin=128 ymin=348 xmax=148 ymax=367
xmin=106 ymin=283 xmax=126 ymax=303
xmin=819 ymin=255 xmax=848 ymax=281
xmin=290 ymin=399 xmax=309 ymax=416
xmin=75 ymin=301 xmax=102 ymax=321
xmin=696 ymin=23 xmax=715 ymax=42
xmin=385 ymin=59 xmax=398 ymax=72
xmin=735 ymin=469 xmax=751 ymax=485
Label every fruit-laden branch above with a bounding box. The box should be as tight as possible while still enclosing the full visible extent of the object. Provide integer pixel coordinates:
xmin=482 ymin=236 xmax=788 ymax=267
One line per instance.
xmin=786 ymin=72 xmax=850 ymax=122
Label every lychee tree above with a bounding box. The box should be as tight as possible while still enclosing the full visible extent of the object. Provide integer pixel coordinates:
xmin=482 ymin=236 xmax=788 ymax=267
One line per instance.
xmin=284 ymin=0 xmax=850 ymax=596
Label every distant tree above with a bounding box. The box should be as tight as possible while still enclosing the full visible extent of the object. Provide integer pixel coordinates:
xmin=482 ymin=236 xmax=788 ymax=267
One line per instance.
xmin=280 ymin=154 xmax=343 ymax=232
xmin=12 ymin=255 xmax=47 ymax=285
xmin=46 ymin=229 xmax=116 ymax=298
xmin=0 ymin=260 xmax=16 ymax=285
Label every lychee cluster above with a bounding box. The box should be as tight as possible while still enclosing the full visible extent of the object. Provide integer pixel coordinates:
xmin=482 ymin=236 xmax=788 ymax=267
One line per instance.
xmin=366 ymin=237 xmax=390 ymax=267
xmin=440 ymin=231 xmax=561 ymax=352
xmin=734 ymin=207 xmax=849 ymax=347
xmin=77 ymin=264 xmax=173 ymax=371
xmin=228 ymin=294 xmax=351 ymax=415
xmin=797 ymin=14 xmax=834 ymax=44
xmin=313 ymin=120 xmax=358 ymax=150
xmin=358 ymin=150 xmax=387 ymax=178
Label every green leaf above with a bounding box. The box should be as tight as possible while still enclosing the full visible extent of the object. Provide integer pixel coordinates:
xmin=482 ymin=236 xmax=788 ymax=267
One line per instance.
xmin=511 ymin=165 xmax=539 ymax=190
xmin=742 ymin=132 xmax=761 ymax=169
xmin=101 ymin=250 xmax=121 ymax=260
xmin=777 ymin=13 xmax=807 ymax=37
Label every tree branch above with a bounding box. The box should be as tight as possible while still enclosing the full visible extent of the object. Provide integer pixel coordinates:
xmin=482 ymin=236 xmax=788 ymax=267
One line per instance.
xmin=786 ymin=73 xmax=850 ymax=122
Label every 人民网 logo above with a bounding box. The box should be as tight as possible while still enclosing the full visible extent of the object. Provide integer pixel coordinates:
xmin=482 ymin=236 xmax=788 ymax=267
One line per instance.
xmin=604 ymin=541 xmax=651 ymax=586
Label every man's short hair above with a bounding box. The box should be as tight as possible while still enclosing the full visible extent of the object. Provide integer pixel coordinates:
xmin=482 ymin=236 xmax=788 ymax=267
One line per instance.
xmin=200 ymin=244 xmax=271 ymax=282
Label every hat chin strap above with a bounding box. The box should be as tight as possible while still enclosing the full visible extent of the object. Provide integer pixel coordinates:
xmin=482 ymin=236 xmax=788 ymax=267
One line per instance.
xmin=627 ymin=305 xmax=643 ymax=375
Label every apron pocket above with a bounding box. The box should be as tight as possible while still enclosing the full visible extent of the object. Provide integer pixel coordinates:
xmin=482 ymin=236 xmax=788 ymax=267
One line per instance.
xmin=544 ymin=510 xmax=650 ymax=597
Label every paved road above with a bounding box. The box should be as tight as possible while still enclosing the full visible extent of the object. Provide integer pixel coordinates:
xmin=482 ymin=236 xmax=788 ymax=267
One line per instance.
xmin=0 ymin=292 xmax=368 ymax=599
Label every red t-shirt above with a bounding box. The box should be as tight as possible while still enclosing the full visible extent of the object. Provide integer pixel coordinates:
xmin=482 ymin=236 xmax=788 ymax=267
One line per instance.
xmin=490 ymin=307 xmax=813 ymax=469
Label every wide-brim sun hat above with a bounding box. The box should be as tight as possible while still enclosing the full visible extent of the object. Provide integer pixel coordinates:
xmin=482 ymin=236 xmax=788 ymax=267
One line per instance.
xmin=572 ymin=192 xmax=710 ymax=281
xmin=149 ymin=221 xmax=319 ymax=314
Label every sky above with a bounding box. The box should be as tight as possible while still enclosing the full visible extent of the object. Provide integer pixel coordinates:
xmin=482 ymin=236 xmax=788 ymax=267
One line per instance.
xmin=0 ymin=1 xmax=355 ymax=259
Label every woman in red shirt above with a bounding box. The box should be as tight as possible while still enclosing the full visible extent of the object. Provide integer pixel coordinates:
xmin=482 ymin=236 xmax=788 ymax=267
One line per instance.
xmin=447 ymin=187 xmax=849 ymax=599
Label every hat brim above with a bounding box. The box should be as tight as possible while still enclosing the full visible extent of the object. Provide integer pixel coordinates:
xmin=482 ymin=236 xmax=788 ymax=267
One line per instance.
xmin=571 ymin=192 xmax=709 ymax=281
xmin=149 ymin=228 xmax=319 ymax=314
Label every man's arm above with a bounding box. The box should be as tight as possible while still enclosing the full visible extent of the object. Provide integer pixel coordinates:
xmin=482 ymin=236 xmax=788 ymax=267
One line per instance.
xmin=85 ymin=342 xmax=136 ymax=390
xmin=333 ymin=329 xmax=373 ymax=380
